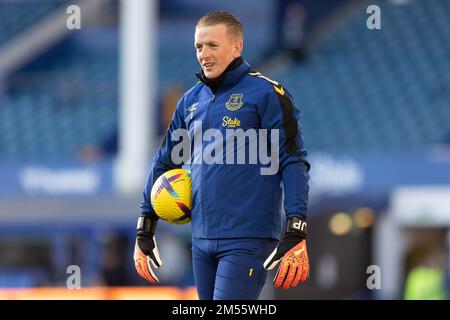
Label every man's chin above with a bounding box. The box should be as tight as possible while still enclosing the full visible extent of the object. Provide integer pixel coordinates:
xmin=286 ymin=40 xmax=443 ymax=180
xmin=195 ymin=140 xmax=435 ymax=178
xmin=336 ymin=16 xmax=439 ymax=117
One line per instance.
xmin=204 ymin=67 xmax=225 ymax=79
xmin=204 ymin=71 xmax=218 ymax=79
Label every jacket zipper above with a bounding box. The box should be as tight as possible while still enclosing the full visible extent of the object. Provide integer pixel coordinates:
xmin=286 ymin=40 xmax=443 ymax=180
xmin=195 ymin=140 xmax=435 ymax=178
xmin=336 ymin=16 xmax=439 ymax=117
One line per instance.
xmin=202 ymin=89 xmax=215 ymax=237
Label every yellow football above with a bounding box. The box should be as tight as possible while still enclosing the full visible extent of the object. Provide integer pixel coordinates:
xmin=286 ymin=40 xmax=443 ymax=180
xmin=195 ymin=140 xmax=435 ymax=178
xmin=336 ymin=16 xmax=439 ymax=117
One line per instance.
xmin=150 ymin=169 xmax=192 ymax=224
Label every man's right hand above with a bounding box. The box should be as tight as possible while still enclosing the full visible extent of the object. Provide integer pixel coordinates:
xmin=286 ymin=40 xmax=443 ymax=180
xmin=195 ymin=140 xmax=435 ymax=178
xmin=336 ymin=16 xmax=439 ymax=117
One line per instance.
xmin=134 ymin=215 xmax=163 ymax=284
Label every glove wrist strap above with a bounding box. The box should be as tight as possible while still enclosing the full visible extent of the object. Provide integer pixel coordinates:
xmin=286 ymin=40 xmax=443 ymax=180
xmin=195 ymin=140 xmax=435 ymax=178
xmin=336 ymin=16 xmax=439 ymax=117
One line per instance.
xmin=286 ymin=216 xmax=307 ymax=239
xmin=137 ymin=215 xmax=158 ymax=237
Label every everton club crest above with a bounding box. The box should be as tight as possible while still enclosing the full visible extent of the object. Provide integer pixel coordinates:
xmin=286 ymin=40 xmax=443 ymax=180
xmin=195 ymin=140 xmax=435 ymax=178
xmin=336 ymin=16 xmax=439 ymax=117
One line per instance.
xmin=225 ymin=93 xmax=244 ymax=111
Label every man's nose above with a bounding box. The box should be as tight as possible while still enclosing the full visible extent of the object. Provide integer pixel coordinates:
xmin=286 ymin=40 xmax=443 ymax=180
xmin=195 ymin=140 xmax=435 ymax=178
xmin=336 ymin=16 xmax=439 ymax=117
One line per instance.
xmin=199 ymin=47 xmax=211 ymax=60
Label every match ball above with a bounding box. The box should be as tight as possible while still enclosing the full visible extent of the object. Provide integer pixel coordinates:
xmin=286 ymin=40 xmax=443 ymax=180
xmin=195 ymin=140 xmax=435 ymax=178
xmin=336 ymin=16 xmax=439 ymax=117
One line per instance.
xmin=150 ymin=169 xmax=192 ymax=224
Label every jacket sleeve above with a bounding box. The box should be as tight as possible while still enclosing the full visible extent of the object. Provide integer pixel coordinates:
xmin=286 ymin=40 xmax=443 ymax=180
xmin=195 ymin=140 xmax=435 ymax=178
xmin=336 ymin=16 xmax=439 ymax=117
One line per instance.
xmin=140 ymin=96 xmax=187 ymax=215
xmin=259 ymin=85 xmax=310 ymax=219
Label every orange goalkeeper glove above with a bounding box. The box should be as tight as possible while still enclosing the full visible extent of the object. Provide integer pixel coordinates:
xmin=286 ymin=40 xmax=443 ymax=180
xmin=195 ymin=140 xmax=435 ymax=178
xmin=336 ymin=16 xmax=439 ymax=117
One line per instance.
xmin=133 ymin=214 xmax=163 ymax=284
xmin=263 ymin=216 xmax=309 ymax=289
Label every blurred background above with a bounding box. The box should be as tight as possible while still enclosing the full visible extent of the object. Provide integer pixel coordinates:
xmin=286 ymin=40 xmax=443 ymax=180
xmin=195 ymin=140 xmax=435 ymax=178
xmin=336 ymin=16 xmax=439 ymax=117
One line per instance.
xmin=0 ymin=0 xmax=449 ymax=300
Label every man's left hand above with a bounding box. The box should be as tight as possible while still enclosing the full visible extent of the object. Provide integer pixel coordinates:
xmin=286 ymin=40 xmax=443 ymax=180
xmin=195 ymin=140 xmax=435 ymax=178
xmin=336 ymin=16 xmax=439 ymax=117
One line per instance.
xmin=263 ymin=216 xmax=310 ymax=289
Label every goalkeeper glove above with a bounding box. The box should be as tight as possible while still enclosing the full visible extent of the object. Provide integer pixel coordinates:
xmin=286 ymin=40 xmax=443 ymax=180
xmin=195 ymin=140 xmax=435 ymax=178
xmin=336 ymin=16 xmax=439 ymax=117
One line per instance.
xmin=133 ymin=213 xmax=163 ymax=284
xmin=263 ymin=216 xmax=309 ymax=289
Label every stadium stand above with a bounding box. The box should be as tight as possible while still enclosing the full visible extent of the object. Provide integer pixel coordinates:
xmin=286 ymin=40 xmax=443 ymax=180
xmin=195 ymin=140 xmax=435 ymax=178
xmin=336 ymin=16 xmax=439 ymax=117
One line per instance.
xmin=0 ymin=0 xmax=69 ymax=47
xmin=1 ymin=0 xmax=448 ymax=161
xmin=272 ymin=0 xmax=450 ymax=153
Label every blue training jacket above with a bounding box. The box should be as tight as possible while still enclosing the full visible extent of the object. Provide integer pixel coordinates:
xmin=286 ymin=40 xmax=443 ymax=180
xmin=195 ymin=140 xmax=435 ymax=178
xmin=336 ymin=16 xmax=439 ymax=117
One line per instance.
xmin=140 ymin=59 xmax=310 ymax=240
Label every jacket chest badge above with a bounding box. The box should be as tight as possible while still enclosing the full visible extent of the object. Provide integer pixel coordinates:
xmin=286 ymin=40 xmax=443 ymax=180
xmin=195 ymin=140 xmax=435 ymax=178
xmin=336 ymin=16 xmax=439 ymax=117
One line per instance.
xmin=225 ymin=94 xmax=244 ymax=111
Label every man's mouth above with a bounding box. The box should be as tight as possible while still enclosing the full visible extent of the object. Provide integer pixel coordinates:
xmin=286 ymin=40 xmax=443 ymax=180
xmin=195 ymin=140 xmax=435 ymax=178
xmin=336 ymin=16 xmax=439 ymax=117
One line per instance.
xmin=203 ymin=62 xmax=214 ymax=70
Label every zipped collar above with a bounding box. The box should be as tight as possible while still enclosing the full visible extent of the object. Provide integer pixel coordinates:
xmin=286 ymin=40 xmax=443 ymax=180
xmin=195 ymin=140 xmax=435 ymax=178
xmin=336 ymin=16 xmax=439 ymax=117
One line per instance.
xmin=196 ymin=57 xmax=251 ymax=93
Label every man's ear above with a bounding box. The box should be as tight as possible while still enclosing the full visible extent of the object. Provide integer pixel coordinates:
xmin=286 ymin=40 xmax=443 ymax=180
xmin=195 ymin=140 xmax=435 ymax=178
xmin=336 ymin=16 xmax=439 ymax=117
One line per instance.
xmin=233 ymin=39 xmax=243 ymax=58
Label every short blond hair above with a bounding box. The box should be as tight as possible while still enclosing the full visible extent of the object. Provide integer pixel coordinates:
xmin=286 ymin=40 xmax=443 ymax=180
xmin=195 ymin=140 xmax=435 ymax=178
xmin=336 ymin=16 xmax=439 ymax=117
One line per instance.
xmin=196 ymin=11 xmax=243 ymax=40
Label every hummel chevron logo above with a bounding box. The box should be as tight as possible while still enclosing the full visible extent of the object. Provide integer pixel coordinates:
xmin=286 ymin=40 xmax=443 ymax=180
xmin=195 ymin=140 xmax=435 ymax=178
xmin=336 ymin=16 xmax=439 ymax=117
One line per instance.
xmin=273 ymin=85 xmax=284 ymax=96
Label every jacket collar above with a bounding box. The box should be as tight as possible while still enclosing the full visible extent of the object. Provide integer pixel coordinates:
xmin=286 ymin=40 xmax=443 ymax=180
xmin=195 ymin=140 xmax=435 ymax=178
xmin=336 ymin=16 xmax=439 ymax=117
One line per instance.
xmin=196 ymin=57 xmax=251 ymax=93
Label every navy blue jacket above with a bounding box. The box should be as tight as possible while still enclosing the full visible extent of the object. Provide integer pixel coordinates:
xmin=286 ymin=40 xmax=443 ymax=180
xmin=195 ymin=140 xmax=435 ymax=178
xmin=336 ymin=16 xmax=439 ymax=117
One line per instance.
xmin=141 ymin=59 xmax=310 ymax=240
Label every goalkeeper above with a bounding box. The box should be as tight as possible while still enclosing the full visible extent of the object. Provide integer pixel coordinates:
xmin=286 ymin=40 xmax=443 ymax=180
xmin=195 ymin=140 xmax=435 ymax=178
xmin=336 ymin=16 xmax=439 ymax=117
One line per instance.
xmin=134 ymin=11 xmax=310 ymax=300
